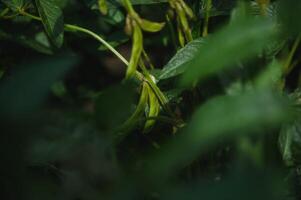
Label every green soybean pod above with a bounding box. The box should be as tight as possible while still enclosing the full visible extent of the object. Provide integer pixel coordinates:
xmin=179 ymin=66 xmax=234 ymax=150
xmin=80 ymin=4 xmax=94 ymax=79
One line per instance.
xmin=144 ymin=84 xmax=160 ymax=133
xmin=126 ymin=23 xmax=143 ymax=79
xmin=139 ymin=19 xmax=166 ymax=33
xmin=117 ymin=82 xmax=149 ymax=139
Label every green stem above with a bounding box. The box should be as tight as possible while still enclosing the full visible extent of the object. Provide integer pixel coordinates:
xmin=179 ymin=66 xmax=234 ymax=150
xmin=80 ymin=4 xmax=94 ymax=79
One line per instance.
xmin=122 ymin=0 xmax=135 ymax=15
xmin=142 ymin=49 xmax=154 ymax=70
xmin=284 ymin=35 xmax=301 ymax=75
xmin=166 ymin=14 xmax=178 ymax=50
xmin=202 ymin=0 xmax=212 ymax=37
xmin=65 ymin=24 xmax=129 ymax=66
xmin=17 ymin=10 xmax=174 ymax=115
xmin=19 ymin=10 xmax=129 ymax=67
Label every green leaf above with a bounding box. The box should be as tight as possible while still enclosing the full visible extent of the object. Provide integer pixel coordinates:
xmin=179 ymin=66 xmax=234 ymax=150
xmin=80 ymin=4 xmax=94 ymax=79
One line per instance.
xmin=279 ymin=90 xmax=301 ymax=167
xmin=279 ymin=121 xmax=301 ymax=167
xmin=159 ymin=38 xmax=205 ymax=80
xmin=149 ymin=90 xmax=291 ymax=177
xmin=180 ymin=18 xmax=276 ymax=86
xmin=0 ymin=29 xmax=53 ymax=54
xmin=98 ymin=0 xmax=108 ymax=15
xmin=278 ymin=0 xmax=301 ymax=37
xmin=95 ymin=82 xmax=136 ymax=133
xmin=1 ymin=0 xmax=24 ymax=10
xmin=0 ymin=55 xmax=78 ymax=118
xmin=35 ymin=0 xmax=64 ymax=47
xmin=254 ymin=59 xmax=282 ymax=89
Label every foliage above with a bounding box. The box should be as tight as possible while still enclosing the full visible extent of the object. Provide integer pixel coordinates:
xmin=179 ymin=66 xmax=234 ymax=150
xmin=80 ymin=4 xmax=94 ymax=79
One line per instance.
xmin=1 ymin=0 xmax=301 ymax=199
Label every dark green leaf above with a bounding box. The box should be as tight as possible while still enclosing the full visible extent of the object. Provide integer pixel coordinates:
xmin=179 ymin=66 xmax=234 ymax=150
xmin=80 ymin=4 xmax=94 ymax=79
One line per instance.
xmin=35 ymin=0 xmax=64 ymax=47
xmin=148 ymin=90 xmax=291 ymax=177
xmin=0 ymin=29 xmax=53 ymax=54
xmin=0 ymin=55 xmax=78 ymax=118
xmin=94 ymin=82 xmax=136 ymax=132
xmin=278 ymin=0 xmax=301 ymax=36
xmin=159 ymin=38 xmax=205 ymax=80
xmin=2 ymin=0 xmax=24 ymax=10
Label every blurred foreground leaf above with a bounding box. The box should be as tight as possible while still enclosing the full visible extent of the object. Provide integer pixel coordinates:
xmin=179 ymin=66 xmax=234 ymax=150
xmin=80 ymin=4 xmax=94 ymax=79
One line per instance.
xmin=94 ymin=82 xmax=136 ymax=133
xmin=0 ymin=55 xmax=78 ymax=118
xmin=148 ymin=89 xmax=291 ymax=177
xmin=278 ymin=0 xmax=301 ymax=37
xmin=181 ymin=18 xmax=276 ymax=86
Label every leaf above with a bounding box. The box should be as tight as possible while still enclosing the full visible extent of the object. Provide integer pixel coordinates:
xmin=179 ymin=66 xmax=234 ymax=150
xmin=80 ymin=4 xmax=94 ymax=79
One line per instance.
xmin=148 ymin=90 xmax=291 ymax=177
xmin=1 ymin=0 xmax=24 ymax=10
xmin=35 ymin=0 xmax=64 ymax=47
xmin=139 ymin=19 xmax=165 ymax=33
xmin=98 ymin=0 xmax=108 ymax=15
xmin=254 ymin=59 xmax=282 ymax=89
xmin=279 ymin=90 xmax=301 ymax=167
xmin=180 ymin=18 xmax=276 ymax=86
xmin=95 ymin=81 xmax=136 ymax=133
xmin=0 ymin=55 xmax=78 ymax=118
xmin=279 ymin=121 xmax=301 ymax=167
xmin=159 ymin=38 xmax=205 ymax=80
xmin=278 ymin=0 xmax=301 ymax=37
xmin=0 ymin=29 xmax=53 ymax=54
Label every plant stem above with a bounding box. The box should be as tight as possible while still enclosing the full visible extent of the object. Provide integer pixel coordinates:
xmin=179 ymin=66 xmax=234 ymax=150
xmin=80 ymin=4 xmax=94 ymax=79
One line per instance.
xmin=17 ymin=10 xmax=175 ymax=116
xmin=122 ymin=0 xmax=135 ymax=15
xmin=284 ymin=35 xmax=301 ymax=75
xmin=65 ymin=24 xmax=129 ymax=66
xmin=202 ymin=0 xmax=212 ymax=37
xmin=19 ymin=10 xmax=129 ymax=67
xmin=166 ymin=14 xmax=178 ymax=50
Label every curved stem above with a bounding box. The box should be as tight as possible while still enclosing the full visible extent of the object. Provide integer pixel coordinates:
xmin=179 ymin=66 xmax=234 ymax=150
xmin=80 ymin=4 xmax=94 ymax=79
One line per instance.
xmin=17 ymin=10 xmax=176 ymax=117
xmin=65 ymin=24 xmax=129 ymax=66
xmin=19 ymin=10 xmax=129 ymax=66
xmin=284 ymin=35 xmax=301 ymax=75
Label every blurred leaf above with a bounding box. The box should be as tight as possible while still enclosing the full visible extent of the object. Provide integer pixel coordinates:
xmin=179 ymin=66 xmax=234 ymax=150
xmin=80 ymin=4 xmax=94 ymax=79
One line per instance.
xmin=278 ymin=0 xmax=301 ymax=37
xmin=255 ymin=59 xmax=282 ymax=89
xmin=94 ymin=81 xmax=136 ymax=132
xmin=35 ymin=0 xmax=64 ymax=47
xmin=162 ymin=169 xmax=286 ymax=200
xmin=105 ymin=3 xmax=125 ymax=24
xmin=279 ymin=90 xmax=301 ymax=167
xmin=1 ymin=0 xmax=24 ymax=10
xmin=29 ymin=114 xmax=105 ymax=163
xmin=148 ymin=90 xmax=291 ymax=177
xmin=279 ymin=121 xmax=301 ymax=167
xmin=181 ymin=18 xmax=276 ymax=86
xmin=0 ymin=55 xmax=78 ymax=118
xmin=159 ymin=38 xmax=205 ymax=80
xmin=98 ymin=0 xmax=108 ymax=15
xmin=0 ymin=29 xmax=53 ymax=54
